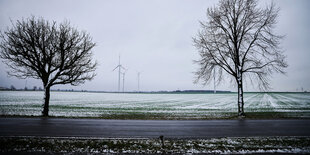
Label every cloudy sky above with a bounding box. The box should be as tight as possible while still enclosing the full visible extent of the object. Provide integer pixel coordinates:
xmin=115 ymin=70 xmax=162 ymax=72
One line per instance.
xmin=0 ymin=0 xmax=309 ymax=92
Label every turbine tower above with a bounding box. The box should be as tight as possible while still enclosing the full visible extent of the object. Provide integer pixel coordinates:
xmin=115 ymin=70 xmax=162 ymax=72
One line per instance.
xmin=137 ymin=72 xmax=142 ymax=92
xmin=25 ymin=80 xmax=28 ymax=90
xmin=113 ymin=55 xmax=125 ymax=92
xmin=121 ymin=69 xmax=128 ymax=92
xmin=213 ymin=69 xmax=216 ymax=93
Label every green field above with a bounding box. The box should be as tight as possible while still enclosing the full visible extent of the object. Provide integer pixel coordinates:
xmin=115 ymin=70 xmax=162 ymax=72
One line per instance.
xmin=0 ymin=91 xmax=310 ymax=119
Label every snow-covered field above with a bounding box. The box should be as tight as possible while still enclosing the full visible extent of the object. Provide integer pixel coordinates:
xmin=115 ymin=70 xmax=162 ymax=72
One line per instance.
xmin=0 ymin=91 xmax=310 ymax=118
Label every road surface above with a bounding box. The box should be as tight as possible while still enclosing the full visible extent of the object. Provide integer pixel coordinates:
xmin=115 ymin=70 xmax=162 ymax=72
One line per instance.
xmin=0 ymin=118 xmax=310 ymax=138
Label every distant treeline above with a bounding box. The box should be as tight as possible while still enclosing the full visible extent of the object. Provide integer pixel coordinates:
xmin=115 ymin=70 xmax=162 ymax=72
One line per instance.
xmin=150 ymin=90 xmax=231 ymax=94
xmin=1 ymin=87 xmax=308 ymax=93
xmin=89 ymin=90 xmax=231 ymax=94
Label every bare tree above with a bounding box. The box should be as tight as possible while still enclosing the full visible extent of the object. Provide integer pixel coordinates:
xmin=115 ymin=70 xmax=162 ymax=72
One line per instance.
xmin=193 ymin=0 xmax=287 ymax=117
xmin=10 ymin=85 xmax=16 ymax=90
xmin=0 ymin=17 xmax=97 ymax=117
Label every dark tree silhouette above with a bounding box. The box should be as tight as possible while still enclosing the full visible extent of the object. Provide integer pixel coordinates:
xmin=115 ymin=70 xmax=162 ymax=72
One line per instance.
xmin=10 ymin=85 xmax=16 ymax=90
xmin=0 ymin=17 xmax=97 ymax=116
xmin=193 ymin=0 xmax=287 ymax=117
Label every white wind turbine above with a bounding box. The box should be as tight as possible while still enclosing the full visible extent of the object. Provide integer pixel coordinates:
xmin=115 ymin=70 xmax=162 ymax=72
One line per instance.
xmin=214 ymin=69 xmax=216 ymax=93
xmin=137 ymin=71 xmax=142 ymax=92
xmin=113 ymin=55 xmax=126 ymax=92
xmin=121 ymin=68 xmax=128 ymax=92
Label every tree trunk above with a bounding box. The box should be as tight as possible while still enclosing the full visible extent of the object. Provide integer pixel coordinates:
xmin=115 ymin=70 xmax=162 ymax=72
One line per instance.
xmin=237 ymin=78 xmax=245 ymax=117
xmin=236 ymin=66 xmax=245 ymax=117
xmin=42 ymin=86 xmax=50 ymax=117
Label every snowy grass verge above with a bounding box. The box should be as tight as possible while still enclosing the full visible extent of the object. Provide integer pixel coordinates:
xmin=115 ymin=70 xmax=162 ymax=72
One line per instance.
xmin=1 ymin=111 xmax=309 ymax=120
xmin=1 ymin=136 xmax=309 ymax=154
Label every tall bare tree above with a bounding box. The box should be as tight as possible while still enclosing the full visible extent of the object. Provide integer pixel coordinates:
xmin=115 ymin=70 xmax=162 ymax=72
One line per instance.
xmin=0 ymin=17 xmax=97 ymax=116
xmin=193 ymin=0 xmax=287 ymax=117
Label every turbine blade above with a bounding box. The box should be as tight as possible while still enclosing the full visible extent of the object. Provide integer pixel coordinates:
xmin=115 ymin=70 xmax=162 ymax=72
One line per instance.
xmin=112 ymin=65 xmax=119 ymax=71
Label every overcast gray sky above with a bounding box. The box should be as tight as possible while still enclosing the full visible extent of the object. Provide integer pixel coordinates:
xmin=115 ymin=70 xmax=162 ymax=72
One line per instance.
xmin=0 ymin=0 xmax=309 ymax=92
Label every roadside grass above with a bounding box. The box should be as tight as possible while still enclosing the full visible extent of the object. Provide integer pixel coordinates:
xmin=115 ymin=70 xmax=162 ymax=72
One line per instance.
xmin=1 ymin=111 xmax=309 ymax=120
xmin=97 ymin=111 xmax=310 ymax=120
xmin=1 ymin=136 xmax=309 ymax=154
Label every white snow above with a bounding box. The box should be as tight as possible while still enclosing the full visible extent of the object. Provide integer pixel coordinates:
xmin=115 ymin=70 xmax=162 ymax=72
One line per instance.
xmin=0 ymin=91 xmax=310 ymax=118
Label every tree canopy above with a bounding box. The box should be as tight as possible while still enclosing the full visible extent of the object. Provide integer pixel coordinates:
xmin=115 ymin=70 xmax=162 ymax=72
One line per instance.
xmin=193 ymin=0 xmax=287 ymax=116
xmin=0 ymin=17 xmax=97 ymax=116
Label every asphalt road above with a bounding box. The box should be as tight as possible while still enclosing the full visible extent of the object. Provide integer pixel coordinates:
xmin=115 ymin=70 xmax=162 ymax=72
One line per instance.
xmin=0 ymin=118 xmax=310 ymax=138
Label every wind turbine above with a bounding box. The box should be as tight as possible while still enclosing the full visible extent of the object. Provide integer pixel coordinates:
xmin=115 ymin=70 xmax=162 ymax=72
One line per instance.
xmin=213 ymin=69 xmax=216 ymax=93
xmin=137 ymin=71 xmax=142 ymax=92
xmin=25 ymin=80 xmax=28 ymax=90
xmin=113 ymin=55 xmax=125 ymax=92
xmin=121 ymin=69 xmax=128 ymax=92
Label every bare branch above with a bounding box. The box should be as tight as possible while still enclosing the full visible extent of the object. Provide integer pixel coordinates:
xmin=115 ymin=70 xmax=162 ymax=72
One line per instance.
xmin=0 ymin=16 xmax=97 ymax=87
xmin=193 ymin=0 xmax=287 ymax=90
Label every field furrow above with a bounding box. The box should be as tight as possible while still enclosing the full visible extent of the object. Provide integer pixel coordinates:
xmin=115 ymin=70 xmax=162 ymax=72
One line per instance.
xmin=1 ymin=91 xmax=310 ymax=119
